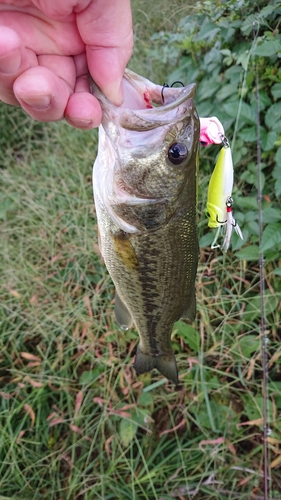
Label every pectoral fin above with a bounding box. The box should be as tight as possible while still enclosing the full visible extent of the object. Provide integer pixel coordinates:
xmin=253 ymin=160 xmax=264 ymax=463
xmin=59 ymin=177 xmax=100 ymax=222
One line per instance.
xmin=134 ymin=346 xmax=178 ymax=385
xmin=114 ymin=291 xmax=133 ymax=331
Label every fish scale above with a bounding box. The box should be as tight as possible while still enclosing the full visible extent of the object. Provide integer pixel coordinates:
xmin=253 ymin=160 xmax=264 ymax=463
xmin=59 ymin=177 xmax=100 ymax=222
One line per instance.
xmin=90 ymin=69 xmax=199 ymax=384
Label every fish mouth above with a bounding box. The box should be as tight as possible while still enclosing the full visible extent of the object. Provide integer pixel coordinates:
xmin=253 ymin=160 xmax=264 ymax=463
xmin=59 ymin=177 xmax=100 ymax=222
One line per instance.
xmin=89 ymin=69 xmax=197 ymax=131
xmin=122 ymin=69 xmax=196 ymax=111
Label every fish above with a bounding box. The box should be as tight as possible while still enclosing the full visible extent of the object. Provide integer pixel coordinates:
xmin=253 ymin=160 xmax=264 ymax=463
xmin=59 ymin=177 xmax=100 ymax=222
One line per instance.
xmin=90 ymin=69 xmax=200 ymax=385
xmin=206 ymin=141 xmax=243 ymax=251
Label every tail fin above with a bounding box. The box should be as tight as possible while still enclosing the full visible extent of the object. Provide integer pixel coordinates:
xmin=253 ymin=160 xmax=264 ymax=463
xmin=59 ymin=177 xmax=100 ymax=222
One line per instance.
xmin=134 ymin=346 xmax=178 ymax=385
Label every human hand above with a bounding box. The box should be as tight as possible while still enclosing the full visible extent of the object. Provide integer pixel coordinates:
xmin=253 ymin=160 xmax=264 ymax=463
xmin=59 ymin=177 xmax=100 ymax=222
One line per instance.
xmin=0 ymin=0 xmax=133 ymax=128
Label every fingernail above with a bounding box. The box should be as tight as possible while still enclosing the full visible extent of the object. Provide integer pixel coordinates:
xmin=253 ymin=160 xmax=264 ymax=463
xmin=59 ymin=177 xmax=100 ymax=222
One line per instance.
xmin=0 ymin=50 xmax=21 ymax=74
xmin=104 ymin=81 xmax=123 ymax=106
xmin=20 ymin=95 xmax=51 ymax=110
xmin=66 ymin=118 xmax=93 ymax=128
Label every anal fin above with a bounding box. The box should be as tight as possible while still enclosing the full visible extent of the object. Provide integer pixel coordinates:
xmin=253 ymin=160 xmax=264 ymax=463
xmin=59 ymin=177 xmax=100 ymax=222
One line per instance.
xmin=134 ymin=345 xmax=178 ymax=385
xmin=114 ymin=291 xmax=133 ymax=331
xmin=181 ymin=290 xmax=196 ymax=322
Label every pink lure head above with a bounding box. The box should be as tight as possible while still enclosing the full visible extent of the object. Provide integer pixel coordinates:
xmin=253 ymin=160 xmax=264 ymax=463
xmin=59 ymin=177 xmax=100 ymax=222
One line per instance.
xmin=199 ymin=116 xmax=225 ymax=146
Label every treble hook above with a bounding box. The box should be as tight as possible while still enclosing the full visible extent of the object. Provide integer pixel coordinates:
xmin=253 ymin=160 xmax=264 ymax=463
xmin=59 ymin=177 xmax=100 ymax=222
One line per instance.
xmin=161 ymin=81 xmax=185 ymax=104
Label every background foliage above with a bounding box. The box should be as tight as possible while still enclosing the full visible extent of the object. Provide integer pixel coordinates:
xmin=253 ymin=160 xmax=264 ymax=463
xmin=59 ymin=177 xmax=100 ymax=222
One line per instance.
xmin=0 ymin=0 xmax=281 ymax=499
xmin=149 ymin=0 xmax=281 ymax=260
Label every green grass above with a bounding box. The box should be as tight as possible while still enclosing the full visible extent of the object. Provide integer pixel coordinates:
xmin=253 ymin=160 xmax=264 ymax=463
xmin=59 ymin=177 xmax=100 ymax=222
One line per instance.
xmin=1 ymin=1 xmax=281 ymax=499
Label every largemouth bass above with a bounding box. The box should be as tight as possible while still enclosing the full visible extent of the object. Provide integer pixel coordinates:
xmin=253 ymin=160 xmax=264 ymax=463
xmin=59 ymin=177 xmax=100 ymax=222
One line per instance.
xmin=90 ymin=69 xmax=200 ymax=385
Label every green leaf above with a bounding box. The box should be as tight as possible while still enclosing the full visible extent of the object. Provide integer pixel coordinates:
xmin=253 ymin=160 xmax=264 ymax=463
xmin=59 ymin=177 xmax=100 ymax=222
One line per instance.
xmin=265 ymin=102 xmax=281 ymax=129
xmin=236 ymin=51 xmax=250 ymax=71
xmin=216 ymin=84 xmax=238 ymax=102
xmin=271 ymin=83 xmax=281 ymax=99
xmin=197 ymin=77 xmax=221 ymax=100
xmin=174 ymin=321 xmax=199 ymax=353
xmin=256 ymin=90 xmax=272 ymax=111
xmin=275 ymin=177 xmax=281 ymax=197
xmin=236 ymin=196 xmax=257 ymax=210
xmin=240 ymin=171 xmax=255 ymax=184
xmin=262 ymin=207 xmax=281 ymax=223
xmin=272 ymin=164 xmax=281 ymax=182
xmin=242 ymin=292 xmax=279 ymax=323
xmin=199 ymin=232 xmax=214 ymax=248
xmin=275 ymin=146 xmax=281 ymax=166
xmin=259 ymin=5 xmax=278 ymax=18
xmin=204 ymin=47 xmax=222 ymax=71
xmin=273 ymin=267 xmax=281 ymax=276
xmin=196 ymin=21 xmax=220 ymax=42
xmin=223 ymin=101 xmax=239 ymax=119
xmin=224 ymin=100 xmax=255 ymax=124
xmin=194 ymin=401 xmax=238 ymax=431
xmin=242 ymin=396 xmax=274 ymax=421
xmin=128 ymin=408 xmax=148 ymax=427
xmin=241 ymin=14 xmax=257 ymax=35
xmin=224 ymin=65 xmax=243 ymax=86
xmin=239 ymin=101 xmax=257 ymax=124
xmin=220 ymin=49 xmax=231 ymax=56
xmin=261 ymin=222 xmax=281 ymax=251
xmin=245 ymin=210 xmax=258 ymax=222
xmin=119 ymin=418 xmax=137 ymax=447
xmin=236 ymin=246 xmax=259 ymax=261
xmin=233 ymin=335 xmax=260 ymax=358
xmin=239 ymin=126 xmax=256 ymax=142
xmin=138 ymin=392 xmax=153 ymax=407
xmin=79 ymin=367 xmax=103 ymax=385
xmin=246 ymin=221 xmax=259 ymax=235
xmin=143 ymin=379 xmax=167 ymax=392
xmin=260 ymin=130 xmax=277 ymax=151
xmin=253 ymin=39 xmax=281 ymax=57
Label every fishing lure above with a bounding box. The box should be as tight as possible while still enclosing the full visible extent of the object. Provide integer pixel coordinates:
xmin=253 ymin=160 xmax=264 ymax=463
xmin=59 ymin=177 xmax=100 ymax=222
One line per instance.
xmin=205 ymin=136 xmax=243 ymax=251
xmin=199 ymin=116 xmax=225 ymax=146
xmin=172 ymin=106 xmax=243 ymax=252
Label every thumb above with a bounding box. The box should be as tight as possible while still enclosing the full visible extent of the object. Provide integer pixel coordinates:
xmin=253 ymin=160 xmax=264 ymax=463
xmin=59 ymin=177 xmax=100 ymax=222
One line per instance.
xmin=77 ymin=0 xmax=133 ymax=105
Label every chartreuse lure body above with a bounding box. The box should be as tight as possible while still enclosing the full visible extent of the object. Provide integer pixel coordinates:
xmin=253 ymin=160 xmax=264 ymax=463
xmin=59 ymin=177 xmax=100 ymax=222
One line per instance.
xmin=206 ymin=140 xmax=243 ymax=251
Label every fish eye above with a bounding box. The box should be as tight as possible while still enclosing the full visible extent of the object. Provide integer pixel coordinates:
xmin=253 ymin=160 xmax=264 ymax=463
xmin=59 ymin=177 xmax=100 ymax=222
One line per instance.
xmin=167 ymin=143 xmax=188 ymax=165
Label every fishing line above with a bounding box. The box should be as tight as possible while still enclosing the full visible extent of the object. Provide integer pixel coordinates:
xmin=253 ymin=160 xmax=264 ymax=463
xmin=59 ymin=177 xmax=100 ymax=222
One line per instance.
xmin=253 ymin=21 xmax=270 ymax=500
xmin=231 ymin=25 xmax=260 ymax=151
xmin=227 ymin=19 xmax=270 ymax=496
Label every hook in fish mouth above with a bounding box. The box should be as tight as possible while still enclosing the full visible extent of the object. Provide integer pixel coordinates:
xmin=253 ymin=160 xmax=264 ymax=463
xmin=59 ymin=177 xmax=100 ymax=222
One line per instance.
xmin=161 ymin=81 xmax=185 ymax=104
xmin=90 ymin=69 xmax=196 ymax=123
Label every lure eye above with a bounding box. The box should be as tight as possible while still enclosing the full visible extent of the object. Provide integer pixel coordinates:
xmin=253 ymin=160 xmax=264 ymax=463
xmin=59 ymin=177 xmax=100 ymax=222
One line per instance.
xmin=168 ymin=143 xmax=188 ymax=165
